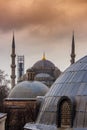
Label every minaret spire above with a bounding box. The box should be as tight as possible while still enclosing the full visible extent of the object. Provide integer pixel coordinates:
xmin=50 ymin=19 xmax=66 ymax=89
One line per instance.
xmin=12 ymin=32 xmax=15 ymax=48
xmin=70 ymin=31 xmax=76 ymax=64
xmin=11 ymin=33 xmax=16 ymax=88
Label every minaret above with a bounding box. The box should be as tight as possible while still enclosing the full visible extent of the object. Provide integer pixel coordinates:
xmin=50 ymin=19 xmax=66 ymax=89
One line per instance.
xmin=11 ymin=33 xmax=16 ymax=88
xmin=70 ymin=32 xmax=76 ymax=64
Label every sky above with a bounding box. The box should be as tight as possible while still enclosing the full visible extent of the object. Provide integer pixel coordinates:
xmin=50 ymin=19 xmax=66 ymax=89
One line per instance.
xmin=0 ymin=0 xmax=87 ymax=81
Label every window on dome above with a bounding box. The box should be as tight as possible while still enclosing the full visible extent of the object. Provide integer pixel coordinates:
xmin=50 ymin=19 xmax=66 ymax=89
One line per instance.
xmin=58 ymin=98 xmax=73 ymax=128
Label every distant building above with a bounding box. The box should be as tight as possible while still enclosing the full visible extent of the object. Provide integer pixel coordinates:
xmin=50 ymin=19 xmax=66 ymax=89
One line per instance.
xmin=17 ymin=55 xmax=24 ymax=82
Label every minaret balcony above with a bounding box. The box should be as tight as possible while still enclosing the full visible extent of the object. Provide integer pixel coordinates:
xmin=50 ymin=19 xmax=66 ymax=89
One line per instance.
xmin=11 ymin=65 xmax=16 ymax=68
xmin=11 ymin=75 xmax=16 ymax=78
xmin=71 ymin=54 xmax=76 ymax=57
xmin=11 ymin=54 xmax=16 ymax=57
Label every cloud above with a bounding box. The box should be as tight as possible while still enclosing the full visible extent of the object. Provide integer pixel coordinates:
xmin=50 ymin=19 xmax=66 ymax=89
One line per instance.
xmin=0 ymin=0 xmax=87 ymax=38
xmin=0 ymin=0 xmax=65 ymax=27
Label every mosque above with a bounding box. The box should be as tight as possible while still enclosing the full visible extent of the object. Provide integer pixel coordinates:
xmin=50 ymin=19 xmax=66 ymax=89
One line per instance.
xmin=2 ymin=32 xmax=87 ymax=130
xmin=3 ymin=33 xmax=62 ymax=130
xmin=10 ymin=33 xmax=61 ymax=88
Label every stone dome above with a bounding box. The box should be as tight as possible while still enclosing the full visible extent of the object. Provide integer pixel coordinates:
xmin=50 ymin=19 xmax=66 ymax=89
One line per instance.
xmin=31 ymin=58 xmax=56 ymax=77
xmin=32 ymin=58 xmax=55 ymax=70
xmin=33 ymin=56 xmax=87 ymax=129
xmin=35 ymin=73 xmax=54 ymax=80
xmin=8 ymin=81 xmax=49 ymax=99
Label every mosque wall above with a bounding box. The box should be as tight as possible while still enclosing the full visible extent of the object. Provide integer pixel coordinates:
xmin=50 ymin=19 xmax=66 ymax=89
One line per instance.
xmin=3 ymin=99 xmax=38 ymax=130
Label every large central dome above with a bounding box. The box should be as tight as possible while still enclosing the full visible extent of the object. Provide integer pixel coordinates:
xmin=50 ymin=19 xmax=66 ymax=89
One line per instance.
xmin=32 ymin=59 xmax=55 ymax=70
xmin=32 ymin=54 xmax=55 ymax=70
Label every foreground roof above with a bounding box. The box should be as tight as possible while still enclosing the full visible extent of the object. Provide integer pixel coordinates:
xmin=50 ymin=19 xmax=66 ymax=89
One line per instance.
xmin=24 ymin=123 xmax=87 ymax=130
xmin=0 ymin=113 xmax=7 ymax=119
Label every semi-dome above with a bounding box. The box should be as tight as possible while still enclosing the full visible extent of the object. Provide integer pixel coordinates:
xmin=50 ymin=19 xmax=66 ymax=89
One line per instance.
xmin=35 ymin=73 xmax=54 ymax=80
xmin=25 ymin=56 xmax=87 ymax=130
xmin=34 ymin=73 xmax=54 ymax=87
xmin=8 ymin=81 xmax=49 ymax=99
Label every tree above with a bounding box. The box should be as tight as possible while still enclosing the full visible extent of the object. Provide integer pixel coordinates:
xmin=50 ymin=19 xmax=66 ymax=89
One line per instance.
xmin=0 ymin=69 xmax=10 ymax=85
xmin=0 ymin=69 xmax=10 ymax=112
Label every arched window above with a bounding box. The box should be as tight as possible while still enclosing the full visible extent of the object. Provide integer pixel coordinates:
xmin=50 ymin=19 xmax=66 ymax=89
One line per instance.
xmin=57 ymin=97 xmax=73 ymax=128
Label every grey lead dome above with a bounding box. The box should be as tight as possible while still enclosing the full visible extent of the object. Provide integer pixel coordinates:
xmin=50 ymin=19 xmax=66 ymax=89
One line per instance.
xmin=35 ymin=55 xmax=87 ymax=129
xmin=8 ymin=81 xmax=49 ymax=99
xmin=32 ymin=59 xmax=55 ymax=70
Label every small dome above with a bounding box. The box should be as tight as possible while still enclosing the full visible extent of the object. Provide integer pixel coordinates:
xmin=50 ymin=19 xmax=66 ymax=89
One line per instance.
xmin=35 ymin=73 xmax=54 ymax=80
xmin=8 ymin=81 xmax=49 ymax=99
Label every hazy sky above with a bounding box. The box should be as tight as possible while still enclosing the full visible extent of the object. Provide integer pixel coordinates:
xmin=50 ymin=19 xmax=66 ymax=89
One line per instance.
xmin=0 ymin=0 xmax=87 ymax=80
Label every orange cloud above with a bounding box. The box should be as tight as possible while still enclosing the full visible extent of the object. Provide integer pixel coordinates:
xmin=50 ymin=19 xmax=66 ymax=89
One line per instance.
xmin=0 ymin=0 xmax=87 ymax=38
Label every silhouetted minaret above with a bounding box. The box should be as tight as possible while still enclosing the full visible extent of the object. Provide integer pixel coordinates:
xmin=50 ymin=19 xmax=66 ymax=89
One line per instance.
xmin=70 ymin=32 xmax=76 ymax=64
xmin=11 ymin=33 xmax=16 ymax=88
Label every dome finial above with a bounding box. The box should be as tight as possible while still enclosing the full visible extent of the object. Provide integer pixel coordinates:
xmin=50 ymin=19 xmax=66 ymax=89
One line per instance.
xmin=42 ymin=52 xmax=46 ymax=60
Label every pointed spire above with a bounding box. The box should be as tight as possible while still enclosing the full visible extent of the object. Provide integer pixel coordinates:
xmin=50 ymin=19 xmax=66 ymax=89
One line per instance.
xmin=72 ymin=31 xmax=75 ymax=53
xmin=70 ymin=31 xmax=76 ymax=64
xmin=42 ymin=52 xmax=46 ymax=60
xmin=12 ymin=32 xmax=15 ymax=48
xmin=11 ymin=32 xmax=16 ymax=88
